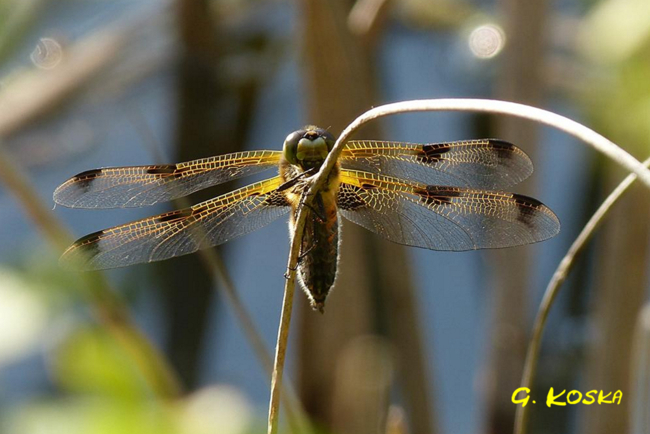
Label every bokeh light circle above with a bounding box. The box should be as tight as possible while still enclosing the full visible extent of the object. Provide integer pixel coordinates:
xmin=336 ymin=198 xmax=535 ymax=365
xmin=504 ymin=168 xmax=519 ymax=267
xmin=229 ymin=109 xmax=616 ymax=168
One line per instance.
xmin=468 ymin=24 xmax=505 ymax=59
xmin=30 ymin=37 xmax=63 ymax=70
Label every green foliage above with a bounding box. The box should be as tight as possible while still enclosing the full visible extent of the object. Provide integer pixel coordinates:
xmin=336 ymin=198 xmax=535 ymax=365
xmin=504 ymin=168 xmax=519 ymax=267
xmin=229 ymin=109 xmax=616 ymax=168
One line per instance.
xmin=8 ymin=398 xmax=176 ymax=434
xmin=0 ymin=254 xmax=257 ymax=434
xmin=52 ymin=325 xmax=149 ymax=400
xmin=0 ymin=0 xmax=44 ymax=66
xmin=579 ymin=0 xmax=650 ymax=153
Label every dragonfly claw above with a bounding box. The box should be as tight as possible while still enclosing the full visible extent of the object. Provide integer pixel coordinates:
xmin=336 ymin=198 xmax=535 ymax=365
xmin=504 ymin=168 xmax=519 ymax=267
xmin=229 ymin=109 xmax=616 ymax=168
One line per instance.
xmin=310 ymin=300 xmax=325 ymax=314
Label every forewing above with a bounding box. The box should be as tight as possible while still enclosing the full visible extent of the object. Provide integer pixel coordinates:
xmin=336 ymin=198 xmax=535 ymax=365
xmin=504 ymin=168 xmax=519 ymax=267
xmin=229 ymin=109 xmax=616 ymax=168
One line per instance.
xmin=338 ymin=170 xmax=559 ymax=251
xmin=54 ymin=150 xmax=282 ymax=208
xmin=61 ymin=177 xmax=290 ymax=270
xmin=340 ymin=139 xmax=533 ymax=189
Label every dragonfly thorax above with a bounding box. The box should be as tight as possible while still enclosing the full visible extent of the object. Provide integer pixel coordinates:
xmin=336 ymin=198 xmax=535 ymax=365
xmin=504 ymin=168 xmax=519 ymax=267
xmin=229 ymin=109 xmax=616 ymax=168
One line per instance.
xmin=282 ymin=126 xmax=336 ymax=171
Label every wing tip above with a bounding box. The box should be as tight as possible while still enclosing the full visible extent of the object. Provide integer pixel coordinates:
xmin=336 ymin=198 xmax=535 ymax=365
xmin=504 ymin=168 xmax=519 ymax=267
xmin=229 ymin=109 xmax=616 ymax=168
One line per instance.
xmin=53 ymin=170 xmax=103 ymax=207
xmin=511 ymin=192 xmax=561 ymax=238
xmin=59 ymin=230 xmax=104 ymax=270
xmin=487 ymin=138 xmax=533 ymax=162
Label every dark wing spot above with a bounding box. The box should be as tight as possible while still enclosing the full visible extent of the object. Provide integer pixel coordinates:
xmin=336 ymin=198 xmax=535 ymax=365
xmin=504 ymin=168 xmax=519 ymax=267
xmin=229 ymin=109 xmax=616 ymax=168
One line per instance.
xmin=415 ymin=186 xmax=462 ymax=205
xmin=156 ymin=208 xmax=193 ymax=223
xmin=146 ymin=165 xmax=178 ymax=175
xmin=361 ymin=183 xmax=378 ymax=190
xmin=512 ymin=193 xmax=543 ymax=208
xmin=74 ymin=229 xmax=104 ymax=246
xmin=488 ymin=139 xmax=519 ymax=160
xmin=73 ymin=168 xmax=103 ymax=180
xmin=63 ymin=229 xmax=104 ymax=268
xmin=512 ymin=193 xmax=543 ymax=227
xmin=70 ymin=169 xmax=103 ymax=193
xmin=417 ymin=144 xmax=451 ymax=164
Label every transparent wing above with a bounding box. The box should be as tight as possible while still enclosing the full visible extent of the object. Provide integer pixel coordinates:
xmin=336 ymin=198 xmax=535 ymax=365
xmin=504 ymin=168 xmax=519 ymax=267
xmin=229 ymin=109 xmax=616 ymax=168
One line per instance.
xmin=340 ymin=139 xmax=533 ymax=189
xmin=337 ymin=170 xmax=559 ymax=251
xmin=61 ymin=177 xmax=290 ymax=270
xmin=54 ymin=150 xmax=283 ymax=208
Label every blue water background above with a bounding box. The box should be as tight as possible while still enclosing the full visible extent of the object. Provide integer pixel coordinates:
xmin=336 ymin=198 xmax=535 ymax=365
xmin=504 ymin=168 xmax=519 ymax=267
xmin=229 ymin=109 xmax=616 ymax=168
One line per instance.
xmin=0 ymin=2 xmax=593 ymax=433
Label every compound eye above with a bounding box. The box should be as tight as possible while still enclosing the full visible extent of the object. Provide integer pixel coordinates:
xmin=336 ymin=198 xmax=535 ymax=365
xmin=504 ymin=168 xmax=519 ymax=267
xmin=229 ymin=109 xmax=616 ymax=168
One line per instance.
xmin=320 ymin=130 xmax=336 ymax=151
xmin=283 ymin=129 xmax=304 ymax=164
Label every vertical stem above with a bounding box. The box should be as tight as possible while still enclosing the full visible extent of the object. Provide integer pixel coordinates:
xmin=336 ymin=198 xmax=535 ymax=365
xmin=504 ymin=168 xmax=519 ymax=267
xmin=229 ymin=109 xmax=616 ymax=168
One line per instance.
xmin=268 ymin=247 xmax=299 ymax=434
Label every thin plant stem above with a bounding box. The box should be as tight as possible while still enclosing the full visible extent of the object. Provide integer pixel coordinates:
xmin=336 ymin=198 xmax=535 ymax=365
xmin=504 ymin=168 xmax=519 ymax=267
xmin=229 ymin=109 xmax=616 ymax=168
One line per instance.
xmin=267 ymin=102 xmax=363 ymax=434
xmin=514 ymin=156 xmax=650 ymax=434
xmin=268 ymin=258 xmax=299 ymax=434
xmin=0 ymin=143 xmax=182 ymax=399
xmin=267 ymin=98 xmax=650 ymax=433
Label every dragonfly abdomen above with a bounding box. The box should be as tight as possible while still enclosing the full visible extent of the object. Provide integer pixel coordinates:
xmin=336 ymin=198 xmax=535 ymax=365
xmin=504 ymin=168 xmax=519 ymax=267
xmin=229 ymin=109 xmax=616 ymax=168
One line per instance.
xmin=295 ymin=194 xmax=340 ymax=313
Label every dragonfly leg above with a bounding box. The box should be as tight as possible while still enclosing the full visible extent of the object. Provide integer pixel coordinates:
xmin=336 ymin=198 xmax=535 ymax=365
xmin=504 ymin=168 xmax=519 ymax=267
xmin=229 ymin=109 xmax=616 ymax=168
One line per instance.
xmin=284 ymin=267 xmax=297 ymax=279
xmin=298 ymin=241 xmax=317 ymax=261
xmin=277 ymin=167 xmax=318 ymax=192
xmin=284 ymin=230 xmax=320 ymax=279
xmin=299 ymin=202 xmax=326 ymax=223
xmin=283 ymin=246 xmax=311 ymax=279
xmin=297 ymin=192 xmax=327 ymax=223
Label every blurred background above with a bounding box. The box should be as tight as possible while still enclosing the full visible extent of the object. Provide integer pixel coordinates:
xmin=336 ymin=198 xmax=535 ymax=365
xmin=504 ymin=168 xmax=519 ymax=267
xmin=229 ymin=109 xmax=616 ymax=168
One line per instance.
xmin=1 ymin=0 xmax=649 ymax=433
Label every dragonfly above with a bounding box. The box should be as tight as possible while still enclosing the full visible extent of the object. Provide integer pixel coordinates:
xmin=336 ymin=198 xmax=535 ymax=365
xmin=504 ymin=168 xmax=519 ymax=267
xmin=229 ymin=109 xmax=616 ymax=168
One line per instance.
xmin=54 ymin=126 xmax=560 ymax=311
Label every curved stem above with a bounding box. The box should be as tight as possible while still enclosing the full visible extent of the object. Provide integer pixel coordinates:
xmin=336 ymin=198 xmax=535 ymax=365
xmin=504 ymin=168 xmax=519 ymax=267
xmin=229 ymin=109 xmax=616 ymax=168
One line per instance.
xmin=267 ymin=98 xmax=650 ymax=433
xmin=346 ymin=99 xmax=650 ymax=189
xmin=514 ymin=156 xmax=650 ymax=434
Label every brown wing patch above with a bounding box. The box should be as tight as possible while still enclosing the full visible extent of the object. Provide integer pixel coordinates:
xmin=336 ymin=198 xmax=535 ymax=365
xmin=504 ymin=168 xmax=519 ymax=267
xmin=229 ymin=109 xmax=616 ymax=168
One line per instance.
xmin=155 ymin=208 xmax=194 ymax=223
xmin=416 ymin=144 xmax=451 ymax=164
xmin=512 ymin=193 xmax=546 ymax=227
xmin=413 ymin=186 xmax=463 ymax=205
xmin=145 ymin=165 xmax=178 ymax=175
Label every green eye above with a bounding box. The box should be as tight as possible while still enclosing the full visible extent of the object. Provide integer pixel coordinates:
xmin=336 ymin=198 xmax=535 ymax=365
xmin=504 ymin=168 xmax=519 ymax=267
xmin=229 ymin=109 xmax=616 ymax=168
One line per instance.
xmin=320 ymin=130 xmax=336 ymax=151
xmin=283 ymin=130 xmax=304 ymax=164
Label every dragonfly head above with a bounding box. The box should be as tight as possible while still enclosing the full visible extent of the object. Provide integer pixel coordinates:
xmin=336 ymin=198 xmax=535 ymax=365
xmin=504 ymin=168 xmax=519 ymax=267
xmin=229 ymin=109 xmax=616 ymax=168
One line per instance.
xmin=283 ymin=126 xmax=336 ymax=170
